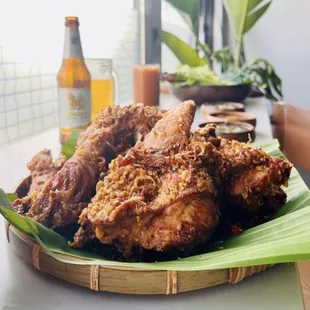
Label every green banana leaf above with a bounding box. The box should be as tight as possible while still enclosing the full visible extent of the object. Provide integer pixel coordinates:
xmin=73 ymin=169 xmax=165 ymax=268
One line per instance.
xmin=224 ymin=0 xmax=272 ymax=38
xmin=160 ymin=30 xmax=207 ymax=67
xmin=0 ymin=191 xmax=16 ymax=210
xmin=6 ymin=193 xmax=18 ymax=203
xmin=166 ymin=0 xmax=199 ymax=35
xmin=61 ymin=129 xmax=82 ymax=159
xmin=2 ymin=139 xmax=310 ymax=271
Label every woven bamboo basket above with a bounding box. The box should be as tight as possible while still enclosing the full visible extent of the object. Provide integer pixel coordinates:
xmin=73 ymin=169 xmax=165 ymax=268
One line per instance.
xmin=4 ymin=176 xmax=274 ymax=295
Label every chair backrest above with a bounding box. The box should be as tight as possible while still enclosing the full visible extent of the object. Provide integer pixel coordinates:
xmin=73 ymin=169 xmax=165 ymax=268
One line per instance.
xmin=272 ymin=102 xmax=310 ymax=172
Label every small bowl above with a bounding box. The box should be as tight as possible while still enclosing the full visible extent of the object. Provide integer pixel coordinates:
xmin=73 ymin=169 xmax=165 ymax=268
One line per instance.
xmin=200 ymin=121 xmax=255 ymax=143
xmin=215 ymin=102 xmax=245 ymax=112
xmin=171 ymin=84 xmax=251 ymax=104
xmin=208 ymin=111 xmax=257 ymax=127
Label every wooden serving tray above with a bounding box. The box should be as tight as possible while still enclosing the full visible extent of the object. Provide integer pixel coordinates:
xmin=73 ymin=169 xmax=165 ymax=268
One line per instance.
xmin=3 ymin=177 xmax=274 ymax=295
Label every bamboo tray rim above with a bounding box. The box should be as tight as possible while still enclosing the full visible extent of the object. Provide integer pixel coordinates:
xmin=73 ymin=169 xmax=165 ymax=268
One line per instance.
xmin=5 ymin=221 xmax=275 ymax=294
xmin=3 ymin=176 xmax=275 ymax=295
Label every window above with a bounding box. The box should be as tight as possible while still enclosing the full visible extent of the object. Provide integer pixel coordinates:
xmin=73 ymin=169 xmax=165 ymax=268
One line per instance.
xmin=0 ymin=0 xmax=139 ymax=144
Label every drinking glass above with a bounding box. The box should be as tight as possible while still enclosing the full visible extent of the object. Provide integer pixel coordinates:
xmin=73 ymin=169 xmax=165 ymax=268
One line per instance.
xmin=85 ymin=58 xmax=119 ymax=120
xmin=133 ymin=64 xmax=160 ymax=106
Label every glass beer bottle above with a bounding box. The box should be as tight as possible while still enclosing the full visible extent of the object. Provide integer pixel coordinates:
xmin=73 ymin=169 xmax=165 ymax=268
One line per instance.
xmin=57 ymin=16 xmax=91 ymax=144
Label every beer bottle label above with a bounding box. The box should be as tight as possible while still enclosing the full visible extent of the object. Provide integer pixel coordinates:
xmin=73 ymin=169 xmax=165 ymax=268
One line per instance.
xmin=58 ymin=88 xmax=91 ymax=128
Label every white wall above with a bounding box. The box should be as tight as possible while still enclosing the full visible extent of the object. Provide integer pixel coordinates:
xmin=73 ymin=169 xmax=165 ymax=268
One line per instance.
xmin=243 ymin=0 xmax=310 ymax=108
xmin=0 ymin=0 xmax=135 ymax=71
xmin=161 ymin=1 xmax=194 ymax=73
xmin=0 ymin=0 xmax=139 ymax=145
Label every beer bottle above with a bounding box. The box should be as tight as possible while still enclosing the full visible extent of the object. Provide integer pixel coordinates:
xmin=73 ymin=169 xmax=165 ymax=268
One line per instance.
xmin=57 ymin=16 xmax=91 ymax=144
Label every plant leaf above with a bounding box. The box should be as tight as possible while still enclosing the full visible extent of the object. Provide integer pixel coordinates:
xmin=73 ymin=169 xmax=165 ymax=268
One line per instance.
xmin=241 ymin=58 xmax=283 ymax=100
xmin=61 ymin=130 xmax=82 ymax=159
xmin=6 ymin=193 xmax=18 ymax=203
xmin=0 ymin=206 xmax=103 ymax=260
xmin=244 ymin=1 xmax=272 ymax=33
xmin=173 ymin=65 xmax=230 ymax=87
xmin=212 ymin=47 xmax=234 ymax=72
xmin=224 ymin=0 xmax=272 ymax=38
xmin=160 ymin=30 xmax=207 ymax=67
xmin=0 ymin=189 xmax=15 ymax=211
xmin=166 ymin=0 xmax=199 ymax=35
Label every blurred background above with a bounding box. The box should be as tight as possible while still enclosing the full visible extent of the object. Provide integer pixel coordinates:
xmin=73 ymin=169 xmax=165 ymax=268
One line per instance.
xmin=0 ymin=0 xmax=309 ymax=142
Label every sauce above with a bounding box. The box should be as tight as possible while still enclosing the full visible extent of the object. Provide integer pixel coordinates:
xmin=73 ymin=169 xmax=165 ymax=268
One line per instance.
xmin=216 ymin=123 xmax=245 ymax=134
xmin=216 ymin=102 xmax=244 ymax=112
xmin=214 ymin=114 xmax=240 ymax=122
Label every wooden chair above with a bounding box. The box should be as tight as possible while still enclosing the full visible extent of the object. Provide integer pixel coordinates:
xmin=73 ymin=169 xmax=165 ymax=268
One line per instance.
xmin=272 ymin=102 xmax=310 ymax=309
xmin=272 ymin=102 xmax=310 ymax=175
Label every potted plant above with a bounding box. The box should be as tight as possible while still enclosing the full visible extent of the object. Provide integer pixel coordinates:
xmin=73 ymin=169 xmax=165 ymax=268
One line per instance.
xmin=160 ymin=0 xmax=283 ymax=104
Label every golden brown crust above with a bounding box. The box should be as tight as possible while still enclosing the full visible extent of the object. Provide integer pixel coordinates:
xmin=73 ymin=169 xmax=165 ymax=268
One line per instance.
xmin=13 ymin=104 xmax=164 ymax=228
xmin=71 ymin=102 xmax=220 ymax=257
xmin=27 ymin=149 xmax=66 ymax=194
xmin=217 ymin=138 xmax=293 ymax=217
xmin=14 ymin=101 xmax=294 ymax=260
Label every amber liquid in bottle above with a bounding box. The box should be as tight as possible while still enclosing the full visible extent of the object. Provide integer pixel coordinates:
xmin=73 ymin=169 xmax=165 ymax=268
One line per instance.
xmin=57 ymin=16 xmax=91 ymax=144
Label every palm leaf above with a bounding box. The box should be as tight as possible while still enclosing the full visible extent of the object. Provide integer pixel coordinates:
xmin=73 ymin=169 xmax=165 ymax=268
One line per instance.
xmin=224 ymin=0 xmax=272 ymax=37
xmin=2 ymin=139 xmax=310 ymax=270
xmin=160 ymin=30 xmax=207 ymax=67
xmin=224 ymin=0 xmax=272 ymax=69
xmin=166 ymin=0 xmax=200 ymax=35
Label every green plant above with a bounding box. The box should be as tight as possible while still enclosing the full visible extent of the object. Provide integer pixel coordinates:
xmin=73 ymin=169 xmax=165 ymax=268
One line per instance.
xmin=159 ymin=30 xmax=207 ymax=67
xmin=224 ymin=0 xmax=272 ymax=70
xmin=161 ymin=0 xmax=211 ymax=66
xmin=211 ymin=47 xmax=234 ymax=73
xmin=160 ymin=0 xmax=282 ymax=101
xmin=172 ymin=64 xmax=230 ymax=87
xmin=242 ymin=58 xmax=282 ymax=100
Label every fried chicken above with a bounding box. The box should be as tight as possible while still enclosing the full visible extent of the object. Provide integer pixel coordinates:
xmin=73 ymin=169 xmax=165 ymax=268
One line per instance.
xmin=71 ymin=101 xmax=220 ymax=258
xmin=13 ymin=104 xmax=165 ymax=229
xmin=13 ymin=150 xmax=66 ymax=215
xmin=27 ymin=149 xmax=66 ymax=194
xmin=216 ymin=139 xmax=293 ymax=226
xmin=12 ymin=100 xmax=294 ymax=260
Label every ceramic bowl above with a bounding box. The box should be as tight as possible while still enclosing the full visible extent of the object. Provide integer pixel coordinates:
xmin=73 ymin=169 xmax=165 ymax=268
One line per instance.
xmin=171 ymin=84 xmax=251 ymax=105
xmin=199 ymin=121 xmax=255 ymax=143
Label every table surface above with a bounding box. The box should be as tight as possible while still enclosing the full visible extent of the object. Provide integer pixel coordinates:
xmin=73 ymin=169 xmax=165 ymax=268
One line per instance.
xmin=0 ymin=96 xmax=305 ymax=310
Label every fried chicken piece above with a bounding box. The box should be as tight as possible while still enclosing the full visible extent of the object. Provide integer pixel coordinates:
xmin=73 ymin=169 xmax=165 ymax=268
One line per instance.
xmin=13 ymin=104 xmax=165 ymax=229
xmin=71 ymin=101 xmax=220 ymax=258
xmin=76 ymin=105 xmax=166 ymax=148
xmin=13 ymin=150 xmax=66 ymax=215
xmin=217 ymin=139 xmax=293 ymax=217
xmin=27 ymin=149 xmax=66 ymax=194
